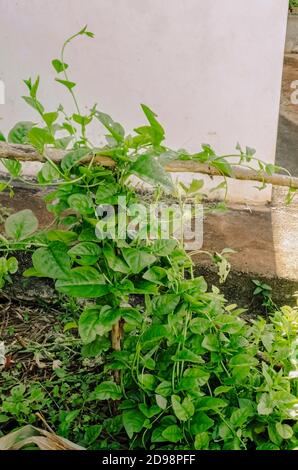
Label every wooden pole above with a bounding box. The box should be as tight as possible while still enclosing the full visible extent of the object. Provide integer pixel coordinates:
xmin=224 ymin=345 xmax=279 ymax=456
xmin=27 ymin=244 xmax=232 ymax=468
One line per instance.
xmin=0 ymin=142 xmax=298 ymax=189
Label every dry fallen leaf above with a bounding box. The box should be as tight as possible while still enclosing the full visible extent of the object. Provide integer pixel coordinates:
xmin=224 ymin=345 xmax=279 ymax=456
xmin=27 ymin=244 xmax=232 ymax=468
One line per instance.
xmin=0 ymin=425 xmax=85 ymax=451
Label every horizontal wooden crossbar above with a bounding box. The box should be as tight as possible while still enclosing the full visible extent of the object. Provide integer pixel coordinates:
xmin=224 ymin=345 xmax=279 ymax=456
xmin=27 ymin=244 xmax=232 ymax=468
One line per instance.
xmin=0 ymin=142 xmax=297 ymax=189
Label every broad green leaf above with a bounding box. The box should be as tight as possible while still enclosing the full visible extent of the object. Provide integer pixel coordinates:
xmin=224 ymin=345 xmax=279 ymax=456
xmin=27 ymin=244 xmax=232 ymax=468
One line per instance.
xmin=79 ymin=305 xmax=121 ymax=342
xmin=95 ymin=111 xmax=125 ymax=143
xmin=229 ymin=354 xmax=258 ymax=381
xmin=155 ymin=381 xmax=172 ymax=398
xmin=257 ymin=393 xmax=273 ymax=416
xmin=52 ymin=59 xmax=69 ymax=73
xmin=137 ymin=374 xmax=157 ymax=391
xmin=122 ymin=248 xmax=156 ymax=274
xmin=103 ymin=244 xmax=130 ymax=273
xmin=38 ymin=161 xmax=60 ymax=182
xmin=5 ymin=209 xmax=38 ymax=240
xmin=180 ymin=179 xmax=204 ymax=196
xmin=43 ymin=112 xmax=58 ymax=127
xmin=1 ymin=159 xmax=22 ymax=177
xmin=7 ymin=257 xmax=18 ymax=274
xmin=142 ymin=266 xmax=167 ymax=284
xmin=194 ymin=432 xmax=209 ymax=450
xmin=238 ymin=398 xmax=256 ymax=415
xmin=150 ymin=239 xmax=177 ymax=256
xmin=224 ymin=438 xmax=246 ymax=449
xmin=230 ymin=408 xmax=252 ymax=427
xmin=32 ymin=242 xmax=71 ymax=279
xmin=183 ymin=367 xmax=210 ymax=386
xmin=119 ymin=307 xmax=143 ymax=326
xmin=0 ymin=131 xmax=5 ymax=141
xmin=190 ymin=412 xmax=214 ymax=434
xmin=81 ymin=336 xmax=110 ymax=357
xmin=23 ymin=267 xmax=45 ymax=278
xmin=141 ymin=324 xmax=168 ymax=346
xmin=72 ymin=114 xmax=92 ymax=126
xmin=162 ymin=425 xmax=183 ymax=443
xmin=128 ymin=280 xmax=159 ymax=294
xmin=214 ymin=385 xmax=232 ymax=396
xmin=83 ymin=424 xmax=102 ymax=445
xmin=62 ymin=122 xmax=76 ymax=135
xmin=79 ymin=306 xmax=103 ymax=343
xmin=68 ymin=242 xmax=101 ymax=266
xmin=78 ymin=227 xmax=97 ymax=242
xmin=8 ymin=121 xmax=35 ymax=144
xmin=152 ymin=294 xmax=180 ymax=316
xmin=95 ymin=306 xmax=122 ymax=335
xmin=129 ymin=154 xmax=173 ymax=191
xmin=95 ymin=182 xmax=119 ymax=203
xmin=180 ymin=276 xmax=207 ymax=293
xmin=189 ymin=317 xmax=210 ymax=335
xmin=176 ymin=377 xmax=198 ymax=394
xmin=156 ymin=394 xmax=167 ymax=410
xmin=172 ymin=349 xmax=204 ymax=364
xmin=68 ymin=193 xmax=93 ymax=215
xmin=46 ymin=230 xmax=77 ymax=243
xmin=211 ymin=159 xmax=233 ymax=177
xmin=55 ymin=266 xmax=110 ymax=298
xmin=0 ymin=258 xmax=8 ymax=277
xmin=122 ymin=410 xmax=146 ymax=439
xmin=151 ymin=426 xmax=169 ymax=443
xmin=268 ymin=422 xmax=283 ymax=446
xmin=171 ymin=395 xmax=194 ymax=422
xmin=55 ymin=78 xmax=76 ymax=90
xmin=275 ymin=423 xmax=293 ymax=440
xmin=90 ymin=381 xmax=122 ymax=401
xmin=27 ymin=127 xmax=54 ymax=152
xmin=138 ymin=403 xmax=160 ymax=418
xmin=196 ymin=397 xmax=227 ymax=411
xmin=0 ymin=414 xmax=9 ymax=423
xmin=201 ymin=334 xmax=219 ymax=352
xmin=55 ymin=137 xmax=74 ymax=152
xmin=214 ymin=314 xmax=245 ymax=334
xmin=63 ymin=321 xmax=78 ymax=332
xmin=61 ymin=148 xmax=90 ymax=171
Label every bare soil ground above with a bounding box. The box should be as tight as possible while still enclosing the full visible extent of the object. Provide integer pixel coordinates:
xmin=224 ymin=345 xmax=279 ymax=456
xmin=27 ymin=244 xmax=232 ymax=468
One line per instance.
xmin=276 ymin=54 xmax=298 ymax=175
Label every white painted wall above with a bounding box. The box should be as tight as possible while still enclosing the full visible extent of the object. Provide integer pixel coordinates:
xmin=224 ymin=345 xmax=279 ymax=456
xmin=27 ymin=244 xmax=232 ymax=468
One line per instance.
xmin=0 ymin=0 xmax=288 ymax=202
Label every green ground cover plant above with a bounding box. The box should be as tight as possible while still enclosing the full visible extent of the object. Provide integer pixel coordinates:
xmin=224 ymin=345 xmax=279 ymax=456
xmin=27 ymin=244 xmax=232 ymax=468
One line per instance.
xmin=0 ymin=27 xmax=298 ymax=450
xmin=289 ymin=0 xmax=298 ymax=11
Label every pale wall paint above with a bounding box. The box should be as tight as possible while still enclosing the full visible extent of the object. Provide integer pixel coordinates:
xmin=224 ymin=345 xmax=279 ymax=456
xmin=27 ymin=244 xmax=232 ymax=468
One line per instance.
xmin=0 ymin=0 xmax=288 ymax=202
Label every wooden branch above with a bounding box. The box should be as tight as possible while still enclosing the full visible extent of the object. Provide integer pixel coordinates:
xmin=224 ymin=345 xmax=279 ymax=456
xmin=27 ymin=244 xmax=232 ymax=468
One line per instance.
xmin=164 ymin=161 xmax=298 ymax=190
xmin=0 ymin=142 xmax=116 ymax=167
xmin=0 ymin=142 xmax=298 ymax=189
